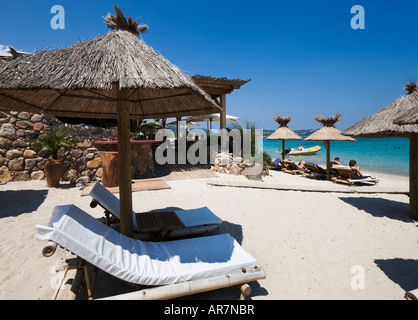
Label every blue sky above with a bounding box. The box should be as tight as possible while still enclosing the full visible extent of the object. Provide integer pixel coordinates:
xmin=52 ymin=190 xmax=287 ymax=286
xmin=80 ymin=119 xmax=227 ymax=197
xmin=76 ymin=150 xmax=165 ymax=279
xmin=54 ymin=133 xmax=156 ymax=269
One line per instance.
xmin=1 ymin=0 xmax=417 ymax=131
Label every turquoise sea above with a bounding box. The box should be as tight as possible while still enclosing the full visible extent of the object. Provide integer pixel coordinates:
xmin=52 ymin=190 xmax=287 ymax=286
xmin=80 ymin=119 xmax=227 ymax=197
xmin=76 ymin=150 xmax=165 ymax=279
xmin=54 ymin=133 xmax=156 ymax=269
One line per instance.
xmin=263 ymin=136 xmax=409 ymax=176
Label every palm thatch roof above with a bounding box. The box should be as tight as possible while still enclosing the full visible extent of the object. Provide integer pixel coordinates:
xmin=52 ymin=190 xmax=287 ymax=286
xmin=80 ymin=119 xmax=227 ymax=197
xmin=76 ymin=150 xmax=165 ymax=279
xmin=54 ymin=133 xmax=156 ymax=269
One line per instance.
xmin=393 ymin=110 xmax=418 ymax=125
xmin=266 ymin=115 xmax=302 ymax=140
xmin=343 ymin=81 xmax=418 ymax=138
xmin=305 ymin=114 xmax=355 ymax=141
xmin=192 ymin=75 xmax=251 ymax=99
xmin=0 ymin=6 xmax=220 ymax=119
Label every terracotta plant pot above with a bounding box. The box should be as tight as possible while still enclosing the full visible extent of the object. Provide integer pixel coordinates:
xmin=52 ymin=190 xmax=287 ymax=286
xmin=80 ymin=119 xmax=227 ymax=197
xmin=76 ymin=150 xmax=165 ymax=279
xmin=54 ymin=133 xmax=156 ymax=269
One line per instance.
xmin=45 ymin=159 xmax=64 ymax=188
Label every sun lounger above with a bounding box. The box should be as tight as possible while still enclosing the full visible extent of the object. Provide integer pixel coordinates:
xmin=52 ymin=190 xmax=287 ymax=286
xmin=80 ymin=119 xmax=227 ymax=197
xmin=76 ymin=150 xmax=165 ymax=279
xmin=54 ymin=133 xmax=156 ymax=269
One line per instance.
xmin=36 ymin=205 xmax=265 ymax=300
xmin=89 ymin=182 xmax=222 ymax=239
xmin=302 ymin=161 xmax=327 ymax=179
xmin=331 ymin=165 xmax=379 ymax=185
xmin=282 ymin=160 xmax=304 ymax=174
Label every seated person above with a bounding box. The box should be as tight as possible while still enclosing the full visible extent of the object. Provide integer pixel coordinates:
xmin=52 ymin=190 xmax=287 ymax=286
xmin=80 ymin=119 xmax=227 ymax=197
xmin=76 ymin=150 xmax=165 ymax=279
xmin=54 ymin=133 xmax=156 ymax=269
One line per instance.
xmin=330 ymin=157 xmax=341 ymax=166
xmin=296 ymin=160 xmax=309 ymax=172
xmin=348 ymin=159 xmax=377 ymax=180
xmin=348 ymin=159 xmax=363 ymax=177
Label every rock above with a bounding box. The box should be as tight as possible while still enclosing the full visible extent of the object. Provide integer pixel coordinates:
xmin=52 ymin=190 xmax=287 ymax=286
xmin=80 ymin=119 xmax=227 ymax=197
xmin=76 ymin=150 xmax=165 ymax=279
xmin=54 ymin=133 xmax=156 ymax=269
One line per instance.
xmin=24 ymin=130 xmax=39 ymax=140
xmin=0 ymin=137 xmax=12 ymax=149
xmin=76 ymin=140 xmax=93 ymax=148
xmin=8 ymin=159 xmax=24 ymax=171
xmin=75 ymin=157 xmax=86 ymax=172
xmin=95 ymin=167 xmax=103 ymax=178
xmin=37 ymin=159 xmax=47 ymax=170
xmin=230 ymin=163 xmax=240 ymax=175
xmin=38 ymin=148 xmax=51 ymax=158
xmin=87 ymin=157 xmax=102 ymax=169
xmin=30 ymin=114 xmax=44 ymax=123
xmin=0 ymin=166 xmax=11 ymax=182
xmin=0 ymin=154 xmax=3 ymax=166
xmin=13 ymin=171 xmax=29 ymax=181
xmin=232 ymin=156 xmax=243 ymax=164
xmin=0 ymin=123 xmax=16 ymax=139
xmin=17 ymin=112 xmax=31 ymax=120
xmin=6 ymin=149 xmax=23 ymax=159
xmin=31 ymin=170 xmax=45 ymax=180
xmin=85 ymin=153 xmax=95 ymax=160
xmin=23 ymin=149 xmax=37 ymax=158
xmin=15 ymin=120 xmax=33 ymax=130
xmin=33 ymin=123 xmax=43 ymax=131
xmin=245 ymin=163 xmax=263 ymax=181
xmin=70 ymin=148 xmax=83 ymax=158
xmin=75 ymin=176 xmax=90 ymax=187
xmin=25 ymin=158 xmax=39 ymax=170
xmin=63 ymin=169 xmax=79 ymax=181
xmin=12 ymin=139 xmax=28 ymax=148
xmin=0 ymin=112 xmax=11 ymax=124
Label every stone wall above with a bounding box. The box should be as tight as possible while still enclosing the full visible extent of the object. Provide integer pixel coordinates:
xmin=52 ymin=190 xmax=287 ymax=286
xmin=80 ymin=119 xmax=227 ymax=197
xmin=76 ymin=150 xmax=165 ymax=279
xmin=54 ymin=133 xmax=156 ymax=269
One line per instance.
xmin=0 ymin=107 xmax=113 ymax=184
xmin=210 ymin=152 xmax=269 ymax=179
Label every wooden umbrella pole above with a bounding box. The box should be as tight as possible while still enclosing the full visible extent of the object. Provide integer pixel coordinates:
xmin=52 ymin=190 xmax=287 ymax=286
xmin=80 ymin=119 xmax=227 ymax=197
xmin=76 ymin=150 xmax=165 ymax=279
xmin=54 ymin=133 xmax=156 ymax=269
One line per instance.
xmin=326 ymin=140 xmax=330 ymax=180
xmin=117 ymin=85 xmax=133 ymax=237
xmin=282 ymin=140 xmax=285 ymax=161
xmin=410 ymin=133 xmax=418 ymax=219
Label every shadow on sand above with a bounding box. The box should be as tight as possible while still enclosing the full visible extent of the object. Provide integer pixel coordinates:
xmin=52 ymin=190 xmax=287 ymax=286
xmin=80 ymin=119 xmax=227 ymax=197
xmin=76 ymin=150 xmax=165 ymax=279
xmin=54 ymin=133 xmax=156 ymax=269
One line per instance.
xmin=339 ymin=196 xmax=412 ymax=223
xmin=375 ymin=258 xmax=418 ymax=293
xmin=0 ymin=189 xmax=48 ymax=218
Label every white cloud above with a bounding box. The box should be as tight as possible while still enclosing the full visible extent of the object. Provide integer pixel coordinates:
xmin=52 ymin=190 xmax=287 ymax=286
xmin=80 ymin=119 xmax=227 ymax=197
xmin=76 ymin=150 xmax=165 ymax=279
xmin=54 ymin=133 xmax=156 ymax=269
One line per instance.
xmin=0 ymin=45 xmax=11 ymax=56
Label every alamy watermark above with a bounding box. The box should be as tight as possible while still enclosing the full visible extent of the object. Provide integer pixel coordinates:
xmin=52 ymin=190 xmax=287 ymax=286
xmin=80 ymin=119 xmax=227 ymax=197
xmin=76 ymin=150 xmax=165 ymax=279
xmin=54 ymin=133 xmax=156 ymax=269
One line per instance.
xmin=350 ymin=265 xmax=365 ymax=290
xmin=154 ymin=122 xmax=264 ymax=175
xmin=351 ymin=5 xmax=365 ymax=30
xmin=50 ymin=5 xmax=65 ymax=30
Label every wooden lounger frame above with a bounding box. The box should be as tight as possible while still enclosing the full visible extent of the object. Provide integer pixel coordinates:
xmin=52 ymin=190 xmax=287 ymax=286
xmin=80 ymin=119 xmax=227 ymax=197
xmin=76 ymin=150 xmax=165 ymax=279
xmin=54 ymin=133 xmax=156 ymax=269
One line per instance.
xmin=90 ymin=199 xmax=221 ymax=240
xmin=331 ymin=166 xmax=379 ymax=186
xmin=46 ymin=246 xmax=265 ymax=300
xmin=281 ymin=160 xmax=303 ymax=175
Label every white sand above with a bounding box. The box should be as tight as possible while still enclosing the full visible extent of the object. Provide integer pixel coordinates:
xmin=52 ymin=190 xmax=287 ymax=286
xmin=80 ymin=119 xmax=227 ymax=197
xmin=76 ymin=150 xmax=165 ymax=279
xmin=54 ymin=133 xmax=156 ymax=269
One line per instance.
xmin=1 ymin=169 xmax=417 ymax=300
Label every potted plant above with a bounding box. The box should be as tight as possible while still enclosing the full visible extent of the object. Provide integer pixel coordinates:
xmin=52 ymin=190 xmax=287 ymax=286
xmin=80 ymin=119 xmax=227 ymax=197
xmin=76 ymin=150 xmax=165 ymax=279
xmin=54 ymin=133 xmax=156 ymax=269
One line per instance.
xmin=31 ymin=127 xmax=80 ymax=188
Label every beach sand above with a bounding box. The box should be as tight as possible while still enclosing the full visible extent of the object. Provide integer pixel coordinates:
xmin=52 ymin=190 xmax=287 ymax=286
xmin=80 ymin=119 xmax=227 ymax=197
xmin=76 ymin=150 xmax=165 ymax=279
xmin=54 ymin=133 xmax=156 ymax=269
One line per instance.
xmin=1 ymin=169 xmax=417 ymax=300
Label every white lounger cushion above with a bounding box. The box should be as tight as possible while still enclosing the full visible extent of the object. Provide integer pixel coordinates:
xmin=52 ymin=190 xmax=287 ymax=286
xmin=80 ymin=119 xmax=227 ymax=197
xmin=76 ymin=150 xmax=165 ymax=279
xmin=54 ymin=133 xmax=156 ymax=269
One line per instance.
xmin=89 ymin=182 xmax=222 ymax=231
xmin=36 ymin=205 xmax=256 ymax=286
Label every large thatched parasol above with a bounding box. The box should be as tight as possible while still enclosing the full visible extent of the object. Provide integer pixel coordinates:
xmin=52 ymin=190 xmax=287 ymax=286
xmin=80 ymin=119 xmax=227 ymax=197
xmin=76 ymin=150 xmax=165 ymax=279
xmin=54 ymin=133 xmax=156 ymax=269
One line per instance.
xmin=266 ymin=115 xmax=302 ymax=161
xmin=305 ymin=114 xmax=355 ymax=180
xmin=0 ymin=5 xmax=221 ymax=237
xmin=343 ymin=81 xmax=418 ymax=219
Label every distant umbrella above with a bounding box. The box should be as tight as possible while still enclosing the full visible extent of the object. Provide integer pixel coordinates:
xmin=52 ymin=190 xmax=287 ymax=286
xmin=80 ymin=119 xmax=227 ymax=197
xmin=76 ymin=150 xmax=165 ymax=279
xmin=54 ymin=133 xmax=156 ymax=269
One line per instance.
xmin=183 ymin=113 xmax=239 ymax=130
xmin=305 ymin=114 xmax=355 ymax=180
xmin=343 ymin=81 xmax=418 ymax=219
xmin=266 ymin=115 xmax=302 ymax=161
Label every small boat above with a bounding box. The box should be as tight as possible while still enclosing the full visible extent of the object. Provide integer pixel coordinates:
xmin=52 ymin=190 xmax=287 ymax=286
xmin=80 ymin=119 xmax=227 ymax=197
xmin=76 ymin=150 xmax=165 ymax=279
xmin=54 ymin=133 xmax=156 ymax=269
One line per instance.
xmin=276 ymin=145 xmax=321 ymax=156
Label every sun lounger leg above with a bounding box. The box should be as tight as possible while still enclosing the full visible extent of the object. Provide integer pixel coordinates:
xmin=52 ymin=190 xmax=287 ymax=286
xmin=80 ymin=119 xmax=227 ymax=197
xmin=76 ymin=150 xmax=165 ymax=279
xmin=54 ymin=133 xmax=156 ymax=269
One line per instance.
xmin=83 ymin=262 xmax=99 ymax=300
xmin=240 ymin=283 xmax=252 ymax=300
xmin=42 ymin=241 xmax=58 ymax=257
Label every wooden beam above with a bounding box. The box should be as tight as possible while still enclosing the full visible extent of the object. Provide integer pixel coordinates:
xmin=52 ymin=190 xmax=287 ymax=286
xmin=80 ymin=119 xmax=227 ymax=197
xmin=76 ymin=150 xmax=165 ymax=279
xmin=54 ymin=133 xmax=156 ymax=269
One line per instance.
xmin=220 ymin=94 xmax=227 ymax=150
xmin=326 ymin=141 xmax=331 ymax=180
xmin=410 ymin=133 xmax=418 ymax=219
xmin=116 ymin=84 xmax=133 ymax=237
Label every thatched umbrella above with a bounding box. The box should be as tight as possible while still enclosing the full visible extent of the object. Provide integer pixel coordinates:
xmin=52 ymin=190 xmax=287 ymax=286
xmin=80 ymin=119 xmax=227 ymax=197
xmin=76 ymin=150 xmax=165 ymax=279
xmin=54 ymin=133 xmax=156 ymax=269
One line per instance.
xmin=0 ymin=5 xmax=221 ymax=237
xmin=266 ymin=115 xmax=302 ymax=161
xmin=343 ymin=81 xmax=418 ymax=219
xmin=183 ymin=113 xmax=239 ymax=131
xmin=305 ymin=114 xmax=355 ymax=180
